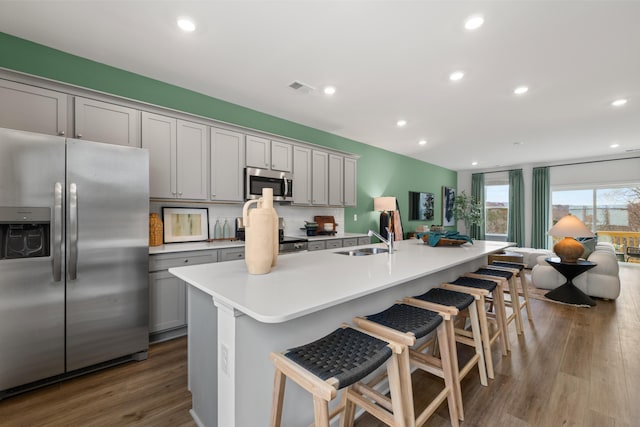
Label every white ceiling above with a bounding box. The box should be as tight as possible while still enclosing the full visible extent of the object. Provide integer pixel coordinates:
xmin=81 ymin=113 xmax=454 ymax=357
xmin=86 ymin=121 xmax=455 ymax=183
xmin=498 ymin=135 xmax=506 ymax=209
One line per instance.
xmin=2 ymin=1 xmax=639 ymax=171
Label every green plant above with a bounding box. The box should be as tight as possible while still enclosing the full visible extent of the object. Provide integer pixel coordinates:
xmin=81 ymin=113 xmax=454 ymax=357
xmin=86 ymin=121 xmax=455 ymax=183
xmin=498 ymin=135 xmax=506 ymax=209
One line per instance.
xmin=453 ymin=191 xmax=482 ymax=233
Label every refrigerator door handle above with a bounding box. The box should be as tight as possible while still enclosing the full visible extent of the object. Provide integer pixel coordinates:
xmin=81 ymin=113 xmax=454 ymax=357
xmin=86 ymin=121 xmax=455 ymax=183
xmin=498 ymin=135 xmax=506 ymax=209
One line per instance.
xmin=68 ymin=182 xmax=78 ymax=280
xmin=53 ymin=182 xmax=63 ymax=282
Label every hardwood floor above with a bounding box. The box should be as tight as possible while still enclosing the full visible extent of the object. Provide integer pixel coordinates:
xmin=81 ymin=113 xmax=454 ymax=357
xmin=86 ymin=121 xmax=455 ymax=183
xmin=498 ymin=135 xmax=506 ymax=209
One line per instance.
xmin=0 ymin=263 xmax=638 ymax=426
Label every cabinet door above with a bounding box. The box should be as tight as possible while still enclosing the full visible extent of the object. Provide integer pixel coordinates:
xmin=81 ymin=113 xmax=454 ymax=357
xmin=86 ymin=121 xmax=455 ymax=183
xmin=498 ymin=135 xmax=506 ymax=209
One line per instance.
xmin=74 ymin=97 xmax=140 ymax=147
xmin=292 ymin=146 xmax=312 ymax=205
xmin=311 ymin=150 xmax=328 ymax=205
xmin=149 ymin=271 xmax=186 ymax=333
xmin=0 ymin=79 xmax=68 ymax=136
xmin=358 ymin=236 xmax=371 ymax=246
xmin=142 ymin=112 xmax=176 ymax=199
xmin=271 ymin=141 xmax=292 ymax=172
xmin=344 ymin=157 xmax=357 ymax=207
xmin=177 ymin=120 xmax=207 ymax=200
xmin=326 ymin=239 xmax=343 ymax=249
xmin=308 ymin=241 xmax=326 ymax=251
xmin=246 ymin=135 xmax=270 ymax=169
xmin=328 ymin=154 xmax=344 ymax=206
xmin=219 ymin=248 xmax=245 ymax=262
xmin=211 ymin=127 xmax=245 ymax=202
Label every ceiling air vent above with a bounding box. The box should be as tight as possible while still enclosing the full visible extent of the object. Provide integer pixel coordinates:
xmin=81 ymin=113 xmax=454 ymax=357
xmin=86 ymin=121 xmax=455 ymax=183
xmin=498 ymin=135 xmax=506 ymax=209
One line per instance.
xmin=288 ymin=80 xmax=315 ymax=94
xmin=625 ymin=148 xmax=640 ymax=153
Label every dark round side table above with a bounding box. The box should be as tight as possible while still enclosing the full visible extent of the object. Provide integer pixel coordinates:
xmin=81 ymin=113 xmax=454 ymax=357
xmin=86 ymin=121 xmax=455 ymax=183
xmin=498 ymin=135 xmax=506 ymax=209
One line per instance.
xmin=544 ymin=257 xmax=597 ymax=306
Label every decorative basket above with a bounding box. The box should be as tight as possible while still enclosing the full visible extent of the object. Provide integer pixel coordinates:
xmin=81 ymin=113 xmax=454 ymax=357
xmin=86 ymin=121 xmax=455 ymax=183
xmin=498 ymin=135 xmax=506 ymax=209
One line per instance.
xmin=149 ymin=213 xmax=163 ymax=246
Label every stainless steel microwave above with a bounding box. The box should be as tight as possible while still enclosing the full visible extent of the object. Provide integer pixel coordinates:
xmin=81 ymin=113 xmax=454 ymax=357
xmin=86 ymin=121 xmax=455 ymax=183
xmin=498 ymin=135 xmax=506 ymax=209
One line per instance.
xmin=245 ymin=167 xmax=293 ymax=201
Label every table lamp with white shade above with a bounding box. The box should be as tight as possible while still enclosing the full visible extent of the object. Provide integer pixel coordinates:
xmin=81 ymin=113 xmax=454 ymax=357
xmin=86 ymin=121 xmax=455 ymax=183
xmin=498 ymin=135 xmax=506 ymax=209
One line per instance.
xmin=547 ymin=214 xmax=595 ymax=263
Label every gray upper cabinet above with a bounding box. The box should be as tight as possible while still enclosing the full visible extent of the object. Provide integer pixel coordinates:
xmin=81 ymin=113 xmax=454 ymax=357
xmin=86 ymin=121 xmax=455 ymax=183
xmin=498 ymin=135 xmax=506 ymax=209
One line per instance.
xmin=312 ymin=150 xmax=328 ymax=205
xmin=344 ymin=157 xmax=357 ymax=207
xmin=328 ymin=154 xmax=344 ymax=206
xmin=246 ymin=135 xmax=270 ymax=169
xmin=142 ymin=112 xmax=207 ymax=200
xmin=246 ymin=135 xmax=292 ymax=172
xmin=270 ymin=140 xmax=292 ymax=172
xmin=74 ymin=97 xmax=140 ymax=147
xmin=211 ymin=127 xmax=245 ymax=202
xmin=293 ymin=145 xmax=312 ymax=205
xmin=0 ymin=79 xmax=68 ymax=136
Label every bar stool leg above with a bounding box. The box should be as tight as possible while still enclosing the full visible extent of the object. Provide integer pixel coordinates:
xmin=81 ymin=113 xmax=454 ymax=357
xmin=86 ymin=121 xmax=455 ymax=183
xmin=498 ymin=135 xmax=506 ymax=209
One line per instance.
xmin=467 ymin=302 xmax=488 ymax=385
xmin=436 ymin=325 xmax=460 ymax=426
xmin=519 ymin=271 xmax=534 ymax=320
xmin=271 ymin=369 xmax=286 ymax=427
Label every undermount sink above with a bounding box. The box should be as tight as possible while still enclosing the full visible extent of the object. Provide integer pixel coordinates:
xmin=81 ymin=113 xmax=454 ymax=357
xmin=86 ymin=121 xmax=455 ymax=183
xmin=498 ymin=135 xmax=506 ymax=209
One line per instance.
xmin=335 ymin=247 xmax=390 ymax=256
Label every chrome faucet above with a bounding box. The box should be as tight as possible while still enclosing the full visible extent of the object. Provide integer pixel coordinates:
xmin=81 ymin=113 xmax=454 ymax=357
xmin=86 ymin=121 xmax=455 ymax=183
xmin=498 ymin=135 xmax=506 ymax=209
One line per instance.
xmin=368 ymin=228 xmax=394 ymax=253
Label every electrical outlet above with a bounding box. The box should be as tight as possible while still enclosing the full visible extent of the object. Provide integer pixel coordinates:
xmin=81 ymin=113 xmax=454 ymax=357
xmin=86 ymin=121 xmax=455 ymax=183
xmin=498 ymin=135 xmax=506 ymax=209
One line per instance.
xmin=354 ymin=214 xmax=357 ymax=221
xmin=221 ymin=344 xmax=229 ymax=375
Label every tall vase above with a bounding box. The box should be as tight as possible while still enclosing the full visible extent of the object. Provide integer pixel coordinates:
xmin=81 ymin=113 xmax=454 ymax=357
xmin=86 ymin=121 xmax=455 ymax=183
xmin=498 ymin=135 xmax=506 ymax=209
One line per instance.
xmin=259 ymin=188 xmax=279 ymax=267
xmin=243 ymin=190 xmax=275 ymax=275
xmin=149 ymin=213 xmax=163 ymax=247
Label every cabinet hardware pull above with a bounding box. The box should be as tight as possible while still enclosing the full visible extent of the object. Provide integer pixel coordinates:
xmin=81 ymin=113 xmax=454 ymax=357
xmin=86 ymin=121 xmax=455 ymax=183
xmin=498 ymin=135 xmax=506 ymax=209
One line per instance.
xmin=58 ymin=131 xmax=65 ymax=136
xmin=76 ymin=133 xmax=82 ymax=138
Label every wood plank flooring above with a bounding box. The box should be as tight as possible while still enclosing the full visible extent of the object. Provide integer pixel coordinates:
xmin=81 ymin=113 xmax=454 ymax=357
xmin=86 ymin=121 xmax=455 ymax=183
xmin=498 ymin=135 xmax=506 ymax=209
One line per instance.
xmin=0 ymin=263 xmax=638 ymax=426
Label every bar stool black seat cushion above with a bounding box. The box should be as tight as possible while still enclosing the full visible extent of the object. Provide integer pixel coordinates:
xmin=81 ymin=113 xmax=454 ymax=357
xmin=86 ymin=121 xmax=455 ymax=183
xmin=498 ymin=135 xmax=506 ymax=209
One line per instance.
xmin=450 ymin=276 xmax=498 ymax=292
xmin=284 ymin=327 xmax=392 ymax=389
xmin=413 ymin=287 xmax=474 ymax=311
xmin=475 ymin=268 xmax=513 ymax=280
xmin=365 ymin=303 xmax=443 ymax=340
xmin=491 ymin=261 xmax=525 ymax=271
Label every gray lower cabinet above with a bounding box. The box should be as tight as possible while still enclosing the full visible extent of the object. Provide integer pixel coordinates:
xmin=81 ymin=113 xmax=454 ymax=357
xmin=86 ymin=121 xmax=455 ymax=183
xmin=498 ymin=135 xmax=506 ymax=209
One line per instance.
xmin=358 ymin=236 xmax=371 ymax=246
xmin=219 ymin=247 xmax=245 ymax=262
xmin=148 ymin=250 xmax=218 ymax=341
xmin=342 ymin=238 xmax=358 ymax=248
xmin=74 ymin=97 xmax=140 ymax=147
xmin=0 ymin=79 xmax=68 ymax=136
xmin=308 ymin=241 xmax=326 ymax=251
xmin=326 ymin=240 xmax=343 ymax=249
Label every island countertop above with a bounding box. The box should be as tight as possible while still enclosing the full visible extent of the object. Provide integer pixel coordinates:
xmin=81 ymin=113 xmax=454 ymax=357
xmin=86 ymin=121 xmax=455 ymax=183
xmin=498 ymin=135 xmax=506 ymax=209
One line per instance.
xmin=169 ymin=239 xmax=511 ymax=324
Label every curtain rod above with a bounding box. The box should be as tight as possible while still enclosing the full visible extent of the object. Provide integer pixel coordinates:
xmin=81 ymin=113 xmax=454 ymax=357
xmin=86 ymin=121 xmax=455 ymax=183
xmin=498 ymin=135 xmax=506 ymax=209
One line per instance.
xmin=471 ymin=155 xmax=639 ymax=175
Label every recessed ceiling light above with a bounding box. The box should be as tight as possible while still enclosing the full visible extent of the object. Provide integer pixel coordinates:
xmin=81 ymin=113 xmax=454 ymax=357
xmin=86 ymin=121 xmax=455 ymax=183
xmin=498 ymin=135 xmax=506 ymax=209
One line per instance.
xmin=449 ymin=71 xmax=465 ymax=81
xmin=397 ymin=120 xmax=407 ymax=127
xmin=177 ymin=17 xmax=196 ymax=32
xmin=323 ymin=86 xmax=336 ymax=95
xmin=464 ymin=15 xmax=484 ymax=30
xmin=514 ymin=86 xmax=529 ymax=95
xmin=471 ymin=161 xmax=478 ymax=166
xmin=610 ymin=143 xmax=620 ymax=148
xmin=418 ymin=139 xmax=427 ymax=146
xmin=611 ymin=99 xmax=627 ymax=107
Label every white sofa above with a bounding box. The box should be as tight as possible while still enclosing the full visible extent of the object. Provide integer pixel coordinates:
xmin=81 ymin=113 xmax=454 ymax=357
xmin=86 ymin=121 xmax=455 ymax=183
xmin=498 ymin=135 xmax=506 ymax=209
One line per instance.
xmin=506 ymin=247 xmax=555 ymax=269
xmin=531 ymin=242 xmax=621 ymax=299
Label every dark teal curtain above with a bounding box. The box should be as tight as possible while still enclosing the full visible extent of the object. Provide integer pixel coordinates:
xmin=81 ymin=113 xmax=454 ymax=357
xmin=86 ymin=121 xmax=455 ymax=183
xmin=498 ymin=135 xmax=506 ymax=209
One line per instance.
xmin=508 ymin=169 xmax=524 ymax=247
xmin=471 ymin=173 xmax=485 ymax=240
xmin=531 ymin=166 xmax=550 ymax=248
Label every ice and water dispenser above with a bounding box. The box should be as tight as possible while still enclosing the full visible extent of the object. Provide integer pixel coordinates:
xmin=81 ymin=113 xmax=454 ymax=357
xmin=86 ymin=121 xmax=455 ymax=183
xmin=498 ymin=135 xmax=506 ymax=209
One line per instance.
xmin=0 ymin=207 xmax=50 ymax=260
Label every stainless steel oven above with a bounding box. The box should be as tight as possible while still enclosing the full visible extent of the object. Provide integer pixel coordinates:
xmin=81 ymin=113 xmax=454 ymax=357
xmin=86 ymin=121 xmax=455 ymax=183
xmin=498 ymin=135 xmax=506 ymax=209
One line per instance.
xmin=245 ymin=167 xmax=293 ymax=202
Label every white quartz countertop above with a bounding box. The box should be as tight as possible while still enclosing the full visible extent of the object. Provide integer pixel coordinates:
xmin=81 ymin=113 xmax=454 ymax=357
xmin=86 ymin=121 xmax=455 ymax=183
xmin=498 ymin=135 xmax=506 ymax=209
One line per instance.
xmin=169 ymin=239 xmax=511 ymax=324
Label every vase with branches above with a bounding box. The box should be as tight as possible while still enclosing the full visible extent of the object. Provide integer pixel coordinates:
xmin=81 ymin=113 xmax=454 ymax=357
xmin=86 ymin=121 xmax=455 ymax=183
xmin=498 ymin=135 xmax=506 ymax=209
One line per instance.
xmin=453 ymin=190 xmax=482 ymax=234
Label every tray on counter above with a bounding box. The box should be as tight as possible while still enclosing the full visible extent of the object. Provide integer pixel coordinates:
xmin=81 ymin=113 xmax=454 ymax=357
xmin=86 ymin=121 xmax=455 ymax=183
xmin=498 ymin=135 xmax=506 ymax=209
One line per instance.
xmin=420 ymin=234 xmax=467 ymax=247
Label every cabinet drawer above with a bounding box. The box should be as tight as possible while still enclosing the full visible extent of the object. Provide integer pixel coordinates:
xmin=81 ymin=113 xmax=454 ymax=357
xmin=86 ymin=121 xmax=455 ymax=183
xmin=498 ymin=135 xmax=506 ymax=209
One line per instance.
xmin=308 ymin=241 xmax=326 ymax=251
xmin=219 ymin=248 xmax=245 ymax=262
xmin=358 ymin=237 xmax=371 ymax=246
xmin=149 ymin=250 xmax=218 ymax=272
xmin=326 ymin=240 xmax=343 ymax=249
xmin=342 ymin=238 xmax=358 ymax=248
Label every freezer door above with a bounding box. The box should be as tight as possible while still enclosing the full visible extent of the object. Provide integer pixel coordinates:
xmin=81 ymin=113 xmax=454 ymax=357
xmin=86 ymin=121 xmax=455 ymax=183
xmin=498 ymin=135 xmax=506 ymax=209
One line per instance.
xmin=66 ymin=139 xmax=149 ymax=371
xmin=0 ymin=128 xmax=66 ymax=391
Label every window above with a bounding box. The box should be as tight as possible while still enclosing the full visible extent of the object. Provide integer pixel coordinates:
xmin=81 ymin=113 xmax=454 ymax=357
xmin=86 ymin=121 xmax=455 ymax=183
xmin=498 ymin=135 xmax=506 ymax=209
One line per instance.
xmin=485 ymin=184 xmax=509 ymax=238
xmin=551 ymin=185 xmax=640 ymax=254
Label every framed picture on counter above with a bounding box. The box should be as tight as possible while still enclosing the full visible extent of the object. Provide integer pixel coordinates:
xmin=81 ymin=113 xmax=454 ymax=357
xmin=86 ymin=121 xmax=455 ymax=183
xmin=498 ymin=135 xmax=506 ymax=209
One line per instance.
xmin=162 ymin=207 xmax=209 ymax=243
xmin=442 ymin=186 xmax=456 ymax=227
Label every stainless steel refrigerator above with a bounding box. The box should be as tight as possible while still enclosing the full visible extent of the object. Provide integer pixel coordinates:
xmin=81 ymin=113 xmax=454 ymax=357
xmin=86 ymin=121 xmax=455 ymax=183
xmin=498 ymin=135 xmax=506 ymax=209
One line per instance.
xmin=0 ymin=127 xmax=149 ymax=397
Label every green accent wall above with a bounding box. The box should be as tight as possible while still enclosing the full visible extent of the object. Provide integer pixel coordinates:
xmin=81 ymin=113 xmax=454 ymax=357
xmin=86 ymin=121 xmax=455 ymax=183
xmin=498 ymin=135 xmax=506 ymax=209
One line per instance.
xmin=0 ymin=32 xmax=456 ymax=235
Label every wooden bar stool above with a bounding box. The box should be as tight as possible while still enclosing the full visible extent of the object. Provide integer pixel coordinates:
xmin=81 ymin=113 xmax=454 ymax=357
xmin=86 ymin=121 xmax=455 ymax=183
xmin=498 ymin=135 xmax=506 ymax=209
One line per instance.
xmin=354 ymin=303 xmax=460 ymax=427
xmin=270 ymin=324 xmax=407 ymax=427
xmin=404 ymin=287 xmax=488 ymax=420
xmin=491 ymin=260 xmax=533 ymax=321
xmin=472 ymin=267 xmax=524 ymax=336
xmin=443 ymin=276 xmax=509 ymax=380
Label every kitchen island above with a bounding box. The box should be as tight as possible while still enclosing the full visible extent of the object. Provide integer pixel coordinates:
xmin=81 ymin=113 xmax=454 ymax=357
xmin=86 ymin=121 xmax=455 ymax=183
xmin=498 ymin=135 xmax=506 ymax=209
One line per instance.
xmin=169 ymin=239 xmax=511 ymax=427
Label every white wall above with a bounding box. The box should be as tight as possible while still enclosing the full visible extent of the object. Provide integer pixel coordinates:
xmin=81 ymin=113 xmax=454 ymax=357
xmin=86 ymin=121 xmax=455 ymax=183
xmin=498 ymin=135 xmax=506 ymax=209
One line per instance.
xmin=458 ymin=156 xmax=639 ymax=247
xmin=149 ymin=201 xmax=344 ymax=240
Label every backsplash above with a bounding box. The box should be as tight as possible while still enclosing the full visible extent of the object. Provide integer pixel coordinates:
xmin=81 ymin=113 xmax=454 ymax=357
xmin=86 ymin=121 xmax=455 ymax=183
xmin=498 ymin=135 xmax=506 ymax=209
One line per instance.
xmin=149 ymin=202 xmax=344 ymax=239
